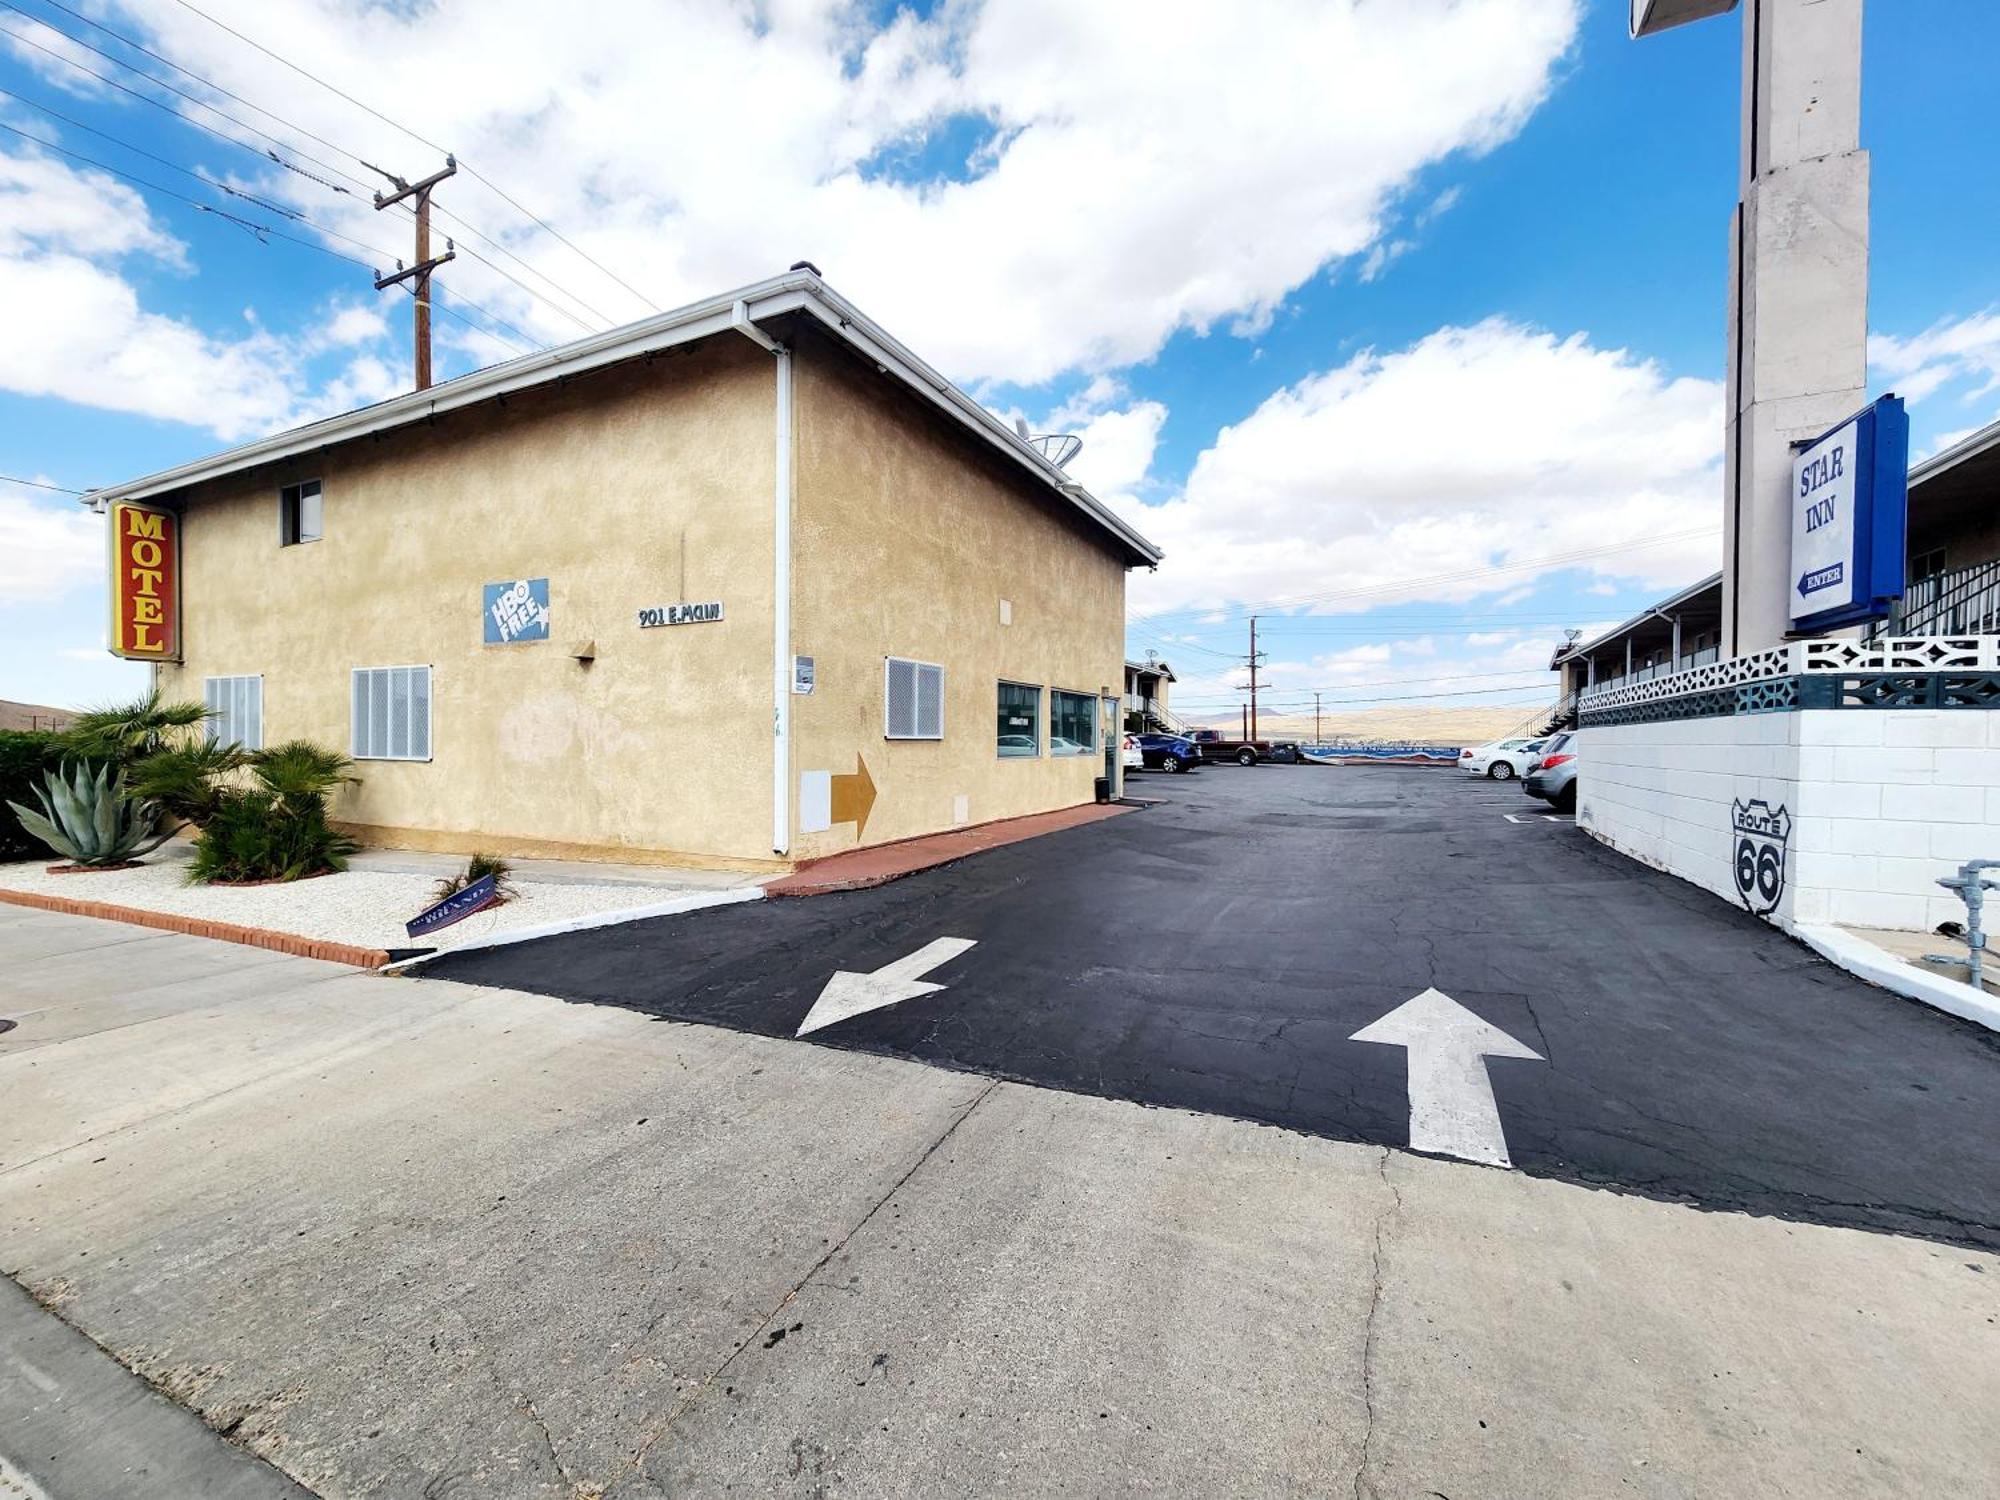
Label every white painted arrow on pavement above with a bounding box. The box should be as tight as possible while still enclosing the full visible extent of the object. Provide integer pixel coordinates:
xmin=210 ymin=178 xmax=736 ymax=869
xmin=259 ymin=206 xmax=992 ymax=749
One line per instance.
xmin=796 ymin=937 xmax=978 ymax=1036
xmin=1350 ymin=988 xmax=1543 ymax=1168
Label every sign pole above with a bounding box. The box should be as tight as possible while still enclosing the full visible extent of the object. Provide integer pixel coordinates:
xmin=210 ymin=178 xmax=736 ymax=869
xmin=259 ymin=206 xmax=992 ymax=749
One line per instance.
xmin=1633 ymin=1 xmax=1870 ymax=652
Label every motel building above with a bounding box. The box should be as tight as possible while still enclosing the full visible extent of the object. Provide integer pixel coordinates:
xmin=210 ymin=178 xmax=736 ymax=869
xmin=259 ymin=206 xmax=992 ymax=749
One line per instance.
xmin=91 ymin=268 xmax=1163 ymax=874
xmin=1543 ymin=415 xmax=2000 ymax=1011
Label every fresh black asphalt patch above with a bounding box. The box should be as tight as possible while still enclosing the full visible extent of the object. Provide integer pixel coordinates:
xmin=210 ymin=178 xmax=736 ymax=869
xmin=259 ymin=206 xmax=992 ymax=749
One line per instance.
xmin=423 ymin=768 xmax=2000 ymax=1250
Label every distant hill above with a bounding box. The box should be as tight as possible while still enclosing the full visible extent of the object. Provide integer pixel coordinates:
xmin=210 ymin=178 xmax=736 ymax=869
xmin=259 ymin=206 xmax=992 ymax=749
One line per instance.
xmin=0 ymin=699 xmax=74 ymax=733
xmin=1186 ymin=702 xmax=1550 ymax=748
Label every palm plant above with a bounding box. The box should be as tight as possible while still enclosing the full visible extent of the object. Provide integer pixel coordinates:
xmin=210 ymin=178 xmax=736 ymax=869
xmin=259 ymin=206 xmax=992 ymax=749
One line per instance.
xmin=61 ymin=691 xmax=212 ymax=767
xmin=250 ymin=740 xmax=360 ymax=810
xmin=433 ymin=851 xmax=517 ymax=905
xmin=125 ymin=739 xmax=252 ymax=827
xmin=181 ymin=740 xmax=362 ymax=884
xmin=5 ymin=761 xmax=173 ymax=866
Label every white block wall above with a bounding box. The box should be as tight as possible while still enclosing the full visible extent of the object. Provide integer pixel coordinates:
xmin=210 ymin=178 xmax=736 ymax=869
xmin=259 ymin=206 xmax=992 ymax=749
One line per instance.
xmin=1579 ymin=710 xmax=2000 ymax=933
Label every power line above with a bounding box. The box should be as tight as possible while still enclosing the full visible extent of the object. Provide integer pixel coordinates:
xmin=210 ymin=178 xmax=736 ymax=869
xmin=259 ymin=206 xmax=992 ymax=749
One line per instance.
xmin=0 ymin=472 xmax=84 ymax=493
xmin=1171 ymin=665 xmax=1557 ymax=704
xmin=25 ymin=0 xmax=617 ymax=331
xmin=1198 ymin=681 xmax=1556 ymax=710
xmin=0 ymin=84 xmax=387 ymax=251
xmin=0 ymin=117 xmax=375 ymax=264
xmin=1125 ymin=527 xmax=1720 ymax=632
xmin=0 ymin=6 xmax=373 ymax=194
xmin=21 ymin=0 xmax=377 ymax=177
xmin=166 ymin=0 xmax=662 ymax=313
xmin=0 ymin=114 xmax=539 ymax=355
xmin=2 ymin=7 xmax=603 ymax=338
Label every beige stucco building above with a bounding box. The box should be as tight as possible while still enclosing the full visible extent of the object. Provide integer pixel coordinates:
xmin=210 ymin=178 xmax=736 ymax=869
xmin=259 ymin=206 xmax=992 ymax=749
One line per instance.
xmin=90 ymin=270 xmax=1162 ymax=873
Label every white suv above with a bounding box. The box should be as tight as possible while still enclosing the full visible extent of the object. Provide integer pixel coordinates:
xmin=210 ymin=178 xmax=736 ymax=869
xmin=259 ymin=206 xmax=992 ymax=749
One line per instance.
xmin=1459 ymin=736 xmax=1547 ymax=781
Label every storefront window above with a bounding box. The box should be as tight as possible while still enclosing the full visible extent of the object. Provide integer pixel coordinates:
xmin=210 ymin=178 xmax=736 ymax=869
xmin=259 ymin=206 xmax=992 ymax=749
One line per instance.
xmin=997 ymin=681 xmax=1039 ymax=757
xmin=1049 ymin=690 xmax=1095 ymax=755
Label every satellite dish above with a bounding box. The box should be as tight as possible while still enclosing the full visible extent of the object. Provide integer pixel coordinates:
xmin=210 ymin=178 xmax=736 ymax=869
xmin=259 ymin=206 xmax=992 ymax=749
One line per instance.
xmin=1027 ymin=432 xmax=1083 ymax=470
xmin=1014 ymin=417 xmax=1032 ymax=439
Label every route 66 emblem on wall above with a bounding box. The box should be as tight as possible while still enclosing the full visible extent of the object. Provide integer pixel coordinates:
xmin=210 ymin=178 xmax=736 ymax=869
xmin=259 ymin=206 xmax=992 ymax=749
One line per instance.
xmin=1731 ymin=799 xmax=1791 ymax=917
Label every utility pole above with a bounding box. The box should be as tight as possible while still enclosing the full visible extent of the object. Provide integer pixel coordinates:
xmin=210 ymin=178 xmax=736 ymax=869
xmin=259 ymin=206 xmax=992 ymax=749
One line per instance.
xmin=1314 ymin=691 xmax=1322 ymax=748
xmin=1247 ymin=616 xmax=1263 ymax=740
xmin=371 ymin=157 xmax=458 ymax=391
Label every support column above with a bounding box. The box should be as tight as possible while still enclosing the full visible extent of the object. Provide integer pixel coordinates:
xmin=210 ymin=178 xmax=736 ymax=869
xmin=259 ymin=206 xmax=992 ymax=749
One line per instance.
xmin=1723 ymin=0 xmax=1869 ymax=654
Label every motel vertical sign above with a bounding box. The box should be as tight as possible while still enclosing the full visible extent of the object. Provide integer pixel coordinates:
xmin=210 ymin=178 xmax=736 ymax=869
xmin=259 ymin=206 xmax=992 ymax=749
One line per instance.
xmin=107 ymin=500 xmax=182 ymax=661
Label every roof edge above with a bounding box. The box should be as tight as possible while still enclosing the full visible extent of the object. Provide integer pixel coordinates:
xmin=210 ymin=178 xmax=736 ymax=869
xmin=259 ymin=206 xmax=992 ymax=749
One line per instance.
xmin=85 ymin=269 xmax=1164 ymax=568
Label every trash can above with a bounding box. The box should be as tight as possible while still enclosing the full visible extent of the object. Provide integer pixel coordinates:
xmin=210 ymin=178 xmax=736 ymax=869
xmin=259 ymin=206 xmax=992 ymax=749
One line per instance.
xmin=1094 ymin=775 xmax=1112 ymax=804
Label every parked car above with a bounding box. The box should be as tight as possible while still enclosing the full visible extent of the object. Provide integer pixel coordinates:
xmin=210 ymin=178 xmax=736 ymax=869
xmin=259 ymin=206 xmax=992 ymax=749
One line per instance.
xmin=1121 ymin=734 xmax=1145 ymax=771
xmin=1187 ymin=728 xmax=1278 ymax=766
xmin=1133 ymin=732 xmax=1203 ymax=773
xmin=1523 ymin=733 xmax=1577 ymax=812
xmin=1459 ymin=736 xmax=1547 ymax=781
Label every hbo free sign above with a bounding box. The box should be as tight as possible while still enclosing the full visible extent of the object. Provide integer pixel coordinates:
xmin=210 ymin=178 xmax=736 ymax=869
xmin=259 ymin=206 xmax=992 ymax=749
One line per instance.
xmin=484 ymin=578 xmax=551 ymax=644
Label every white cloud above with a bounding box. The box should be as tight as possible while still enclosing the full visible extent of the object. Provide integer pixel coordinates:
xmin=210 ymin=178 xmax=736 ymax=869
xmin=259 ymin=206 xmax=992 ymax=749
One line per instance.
xmin=1 ymin=18 xmax=114 ymax=97
xmin=0 ymin=137 xmax=405 ymax=441
xmin=1113 ymin=318 xmax=1724 ymax=620
xmin=0 ymin=143 xmax=182 ymax=262
xmin=1870 ymin=308 xmax=2000 ymax=446
xmin=110 ymin=0 xmax=1581 ymax=385
xmin=0 ymin=485 xmax=100 ymax=602
xmin=1062 ymin=401 xmax=1168 ymax=509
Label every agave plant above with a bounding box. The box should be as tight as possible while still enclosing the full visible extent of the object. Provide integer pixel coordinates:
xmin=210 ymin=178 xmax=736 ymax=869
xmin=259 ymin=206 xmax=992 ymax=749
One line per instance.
xmin=5 ymin=761 xmax=173 ymax=867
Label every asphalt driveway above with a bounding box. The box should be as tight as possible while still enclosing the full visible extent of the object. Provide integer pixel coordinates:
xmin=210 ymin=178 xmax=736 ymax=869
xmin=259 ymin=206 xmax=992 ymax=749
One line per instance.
xmin=424 ymin=765 xmax=2000 ymax=1250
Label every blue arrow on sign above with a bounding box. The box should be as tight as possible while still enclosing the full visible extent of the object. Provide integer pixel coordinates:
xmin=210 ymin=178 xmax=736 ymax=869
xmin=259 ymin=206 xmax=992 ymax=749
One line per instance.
xmin=1798 ymin=562 xmax=1844 ymax=597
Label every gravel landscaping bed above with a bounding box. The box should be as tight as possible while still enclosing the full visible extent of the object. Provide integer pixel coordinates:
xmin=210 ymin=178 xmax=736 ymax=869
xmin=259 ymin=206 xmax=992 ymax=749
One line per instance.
xmin=0 ymin=857 xmax=745 ymax=954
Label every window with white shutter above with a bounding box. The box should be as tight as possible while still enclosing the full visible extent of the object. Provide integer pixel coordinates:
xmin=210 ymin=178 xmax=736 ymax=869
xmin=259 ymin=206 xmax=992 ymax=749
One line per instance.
xmin=884 ymin=657 xmax=944 ymax=740
xmin=351 ymin=665 xmax=433 ymax=760
xmin=203 ymin=675 xmax=264 ymax=750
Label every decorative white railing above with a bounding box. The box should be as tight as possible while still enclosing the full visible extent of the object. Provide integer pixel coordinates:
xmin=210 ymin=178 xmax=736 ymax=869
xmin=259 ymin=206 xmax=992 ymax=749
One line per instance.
xmin=1577 ymin=636 xmax=2000 ymax=712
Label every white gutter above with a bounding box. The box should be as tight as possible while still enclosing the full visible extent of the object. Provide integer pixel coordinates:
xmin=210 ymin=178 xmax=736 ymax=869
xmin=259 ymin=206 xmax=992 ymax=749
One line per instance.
xmin=733 ymin=301 xmax=793 ymax=856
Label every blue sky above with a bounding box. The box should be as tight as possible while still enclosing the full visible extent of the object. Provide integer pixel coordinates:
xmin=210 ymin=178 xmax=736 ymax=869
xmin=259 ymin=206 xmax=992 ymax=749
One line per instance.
xmin=3 ymin=0 xmax=1997 ymax=726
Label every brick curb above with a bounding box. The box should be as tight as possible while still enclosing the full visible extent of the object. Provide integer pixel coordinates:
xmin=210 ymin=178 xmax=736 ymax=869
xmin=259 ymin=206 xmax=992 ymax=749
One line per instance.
xmin=0 ymin=887 xmax=392 ymax=970
xmin=767 ymin=801 xmax=1138 ymax=897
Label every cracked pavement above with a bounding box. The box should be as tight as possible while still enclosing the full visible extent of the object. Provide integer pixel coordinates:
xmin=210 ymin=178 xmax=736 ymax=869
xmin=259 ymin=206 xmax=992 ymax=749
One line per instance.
xmin=3 ymin=769 xmax=1998 ymax=1497
xmin=430 ymin=765 xmax=2000 ymax=1251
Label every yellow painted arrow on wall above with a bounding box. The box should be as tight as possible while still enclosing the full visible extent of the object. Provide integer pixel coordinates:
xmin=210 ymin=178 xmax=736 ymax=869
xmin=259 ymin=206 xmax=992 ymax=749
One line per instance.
xmin=830 ymin=754 xmax=876 ymax=837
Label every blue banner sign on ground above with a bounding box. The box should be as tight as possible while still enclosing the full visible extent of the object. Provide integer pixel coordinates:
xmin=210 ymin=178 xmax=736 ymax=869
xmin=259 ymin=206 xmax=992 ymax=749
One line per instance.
xmin=1788 ymin=395 xmax=1908 ymax=633
xmin=484 ymin=578 xmax=551 ymax=644
xmin=406 ymin=873 xmax=500 ymax=939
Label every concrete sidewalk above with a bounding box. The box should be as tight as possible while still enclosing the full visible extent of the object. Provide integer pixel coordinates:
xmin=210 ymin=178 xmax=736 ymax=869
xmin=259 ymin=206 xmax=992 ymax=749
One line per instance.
xmin=2 ymin=907 xmax=1995 ymax=1498
xmin=1 ymin=1277 xmax=315 ymax=1500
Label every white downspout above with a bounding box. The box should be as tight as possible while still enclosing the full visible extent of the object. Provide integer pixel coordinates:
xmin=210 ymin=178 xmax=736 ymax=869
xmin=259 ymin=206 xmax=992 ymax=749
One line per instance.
xmin=732 ymin=301 xmax=792 ymax=856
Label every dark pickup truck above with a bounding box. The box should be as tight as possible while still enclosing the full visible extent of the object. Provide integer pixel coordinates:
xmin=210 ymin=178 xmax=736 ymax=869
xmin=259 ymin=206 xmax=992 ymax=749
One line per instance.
xmin=1187 ymin=729 xmax=1298 ymax=766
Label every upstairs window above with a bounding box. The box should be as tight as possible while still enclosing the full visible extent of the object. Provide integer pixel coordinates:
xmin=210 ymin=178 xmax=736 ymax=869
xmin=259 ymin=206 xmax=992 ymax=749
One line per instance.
xmin=352 ymin=665 xmax=432 ymax=761
xmin=203 ymin=675 xmax=264 ymax=750
xmin=885 ymin=657 xmax=944 ymax=740
xmin=1049 ymin=690 xmax=1096 ymax=755
xmin=280 ymin=480 xmax=323 ymax=545
xmin=997 ymin=681 xmax=1040 ymax=758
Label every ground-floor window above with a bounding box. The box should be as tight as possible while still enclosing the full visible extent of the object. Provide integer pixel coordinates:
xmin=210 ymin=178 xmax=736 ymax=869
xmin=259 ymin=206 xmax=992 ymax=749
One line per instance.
xmin=352 ymin=665 xmax=432 ymax=760
xmin=885 ymin=657 xmax=945 ymax=740
xmin=997 ymin=681 xmax=1040 ymax=757
xmin=203 ymin=675 xmax=264 ymax=750
xmin=1049 ymin=689 xmax=1096 ymax=755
